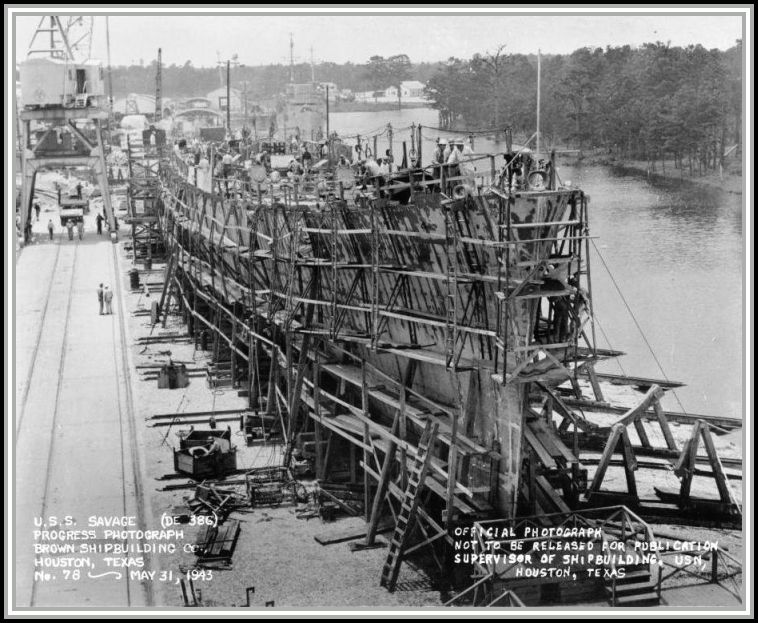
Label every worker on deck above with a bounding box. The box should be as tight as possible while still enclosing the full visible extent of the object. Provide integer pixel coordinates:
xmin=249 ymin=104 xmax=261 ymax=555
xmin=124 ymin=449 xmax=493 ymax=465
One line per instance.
xmin=378 ymin=157 xmax=390 ymax=177
xmin=384 ymin=150 xmax=395 ymax=173
xmin=34 ymin=202 xmax=41 ymax=222
xmin=96 ymin=212 xmax=104 ymax=235
xmin=76 ymin=182 xmax=83 ymax=199
xmin=442 ymin=140 xmax=452 ymax=163
xmin=103 ymin=285 xmax=114 ymax=315
xmin=301 ymin=146 xmax=313 ymax=172
xmin=434 ymin=139 xmax=448 ymax=165
xmin=76 ymin=220 xmax=84 ymax=241
xmin=65 ymin=219 xmax=75 ymax=241
xmin=363 ymin=157 xmax=382 ymax=178
xmin=47 ymin=219 xmax=55 ymax=241
xmin=290 ymin=158 xmax=305 ymax=175
xmin=222 ymin=151 xmax=233 ymax=177
xmin=447 ymin=139 xmax=463 ymax=164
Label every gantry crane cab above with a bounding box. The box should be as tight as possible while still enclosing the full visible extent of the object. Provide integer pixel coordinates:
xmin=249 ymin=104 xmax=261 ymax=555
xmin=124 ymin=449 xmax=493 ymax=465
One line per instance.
xmin=20 ymin=57 xmax=106 ymax=110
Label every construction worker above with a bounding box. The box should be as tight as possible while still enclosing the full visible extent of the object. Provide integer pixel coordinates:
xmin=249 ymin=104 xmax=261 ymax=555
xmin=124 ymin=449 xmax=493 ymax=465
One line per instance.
xmin=434 ymin=139 xmax=448 ymax=165
xmin=76 ymin=220 xmax=84 ymax=240
xmin=65 ymin=219 xmax=75 ymax=240
xmin=34 ymin=202 xmax=41 ymax=221
xmin=47 ymin=219 xmax=55 ymax=241
xmin=301 ymin=146 xmax=312 ymax=172
xmin=97 ymin=283 xmax=105 ymax=315
xmin=363 ymin=156 xmax=382 ymax=178
xmin=96 ymin=212 xmax=104 ymax=235
xmin=206 ymin=436 xmax=223 ymax=455
xmin=76 ymin=182 xmax=83 ymax=199
xmin=103 ymin=285 xmax=114 ymax=315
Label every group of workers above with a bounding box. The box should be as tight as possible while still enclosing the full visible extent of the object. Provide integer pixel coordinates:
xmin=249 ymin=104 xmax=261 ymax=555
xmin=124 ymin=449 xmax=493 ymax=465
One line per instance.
xmin=96 ymin=282 xmax=115 ymax=315
xmin=170 ymin=130 xmax=488 ymax=196
xmin=433 ymin=137 xmax=475 ymax=166
xmin=41 ymin=211 xmax=108 ymax=242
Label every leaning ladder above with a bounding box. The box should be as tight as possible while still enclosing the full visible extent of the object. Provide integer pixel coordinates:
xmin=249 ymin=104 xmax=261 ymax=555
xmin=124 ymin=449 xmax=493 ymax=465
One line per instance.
xmin=380 ymin=420 xmax=439 ymax=592
xmin=444 ymin=206 xmax=458 ymax=369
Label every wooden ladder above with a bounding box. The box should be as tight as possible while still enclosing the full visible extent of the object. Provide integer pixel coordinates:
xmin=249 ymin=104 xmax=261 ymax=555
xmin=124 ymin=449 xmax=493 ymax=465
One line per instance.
xmin=380 ymin=420 xmax=439 ymax=592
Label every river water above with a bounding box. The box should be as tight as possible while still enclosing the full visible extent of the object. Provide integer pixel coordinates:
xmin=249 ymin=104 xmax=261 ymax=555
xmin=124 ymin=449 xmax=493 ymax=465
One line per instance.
xmin=330 ymin=108 xmax=745 ymax=419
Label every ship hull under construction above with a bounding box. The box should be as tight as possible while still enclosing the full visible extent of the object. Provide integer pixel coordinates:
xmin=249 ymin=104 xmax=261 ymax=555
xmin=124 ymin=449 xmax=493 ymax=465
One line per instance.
xmin=154 ymin=154 xmax=592 ymax=525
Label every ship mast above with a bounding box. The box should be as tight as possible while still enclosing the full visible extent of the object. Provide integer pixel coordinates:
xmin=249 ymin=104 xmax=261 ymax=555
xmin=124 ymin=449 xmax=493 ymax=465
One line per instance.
xmin=155 ymin=47 xmax=162 ymax=122
xmin=536 ymin=48 xmax=541 ymax=156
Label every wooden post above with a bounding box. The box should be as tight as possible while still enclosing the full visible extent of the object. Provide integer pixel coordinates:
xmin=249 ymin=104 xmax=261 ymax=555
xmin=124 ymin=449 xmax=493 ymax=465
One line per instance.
xmin=588 ymin=423 xmax=623 ymax=495
xmin=633 ymin=419 xmax=651 ymax=448
xmin=711 ymin=548 xmax=719 ymax=583
xmin=653 ymin=399 xmax=678 ymax=451
xmin=313 ymin=353 xmax=322 ymax=479
xmin=366 ymin=438 xmax=397 ymax=544
xmin=349 ymin=443 xmax=357 ymax=484
xmin=700 ymin=421 xmax=733 ymax=505
xmin=677 ymin=421 xmax=702 ymax=503
xmin=362 ymin=359 xmax=370 ymax=522
xmin=399 ymin=384 xmax=408 ymax=488
xmin=586 ymin=363 xmax=605 ymax=402
xmin=620 ymin=427 xmax=638 ymax=499
xmin=417 ymin=125 xmax=423 ymax=166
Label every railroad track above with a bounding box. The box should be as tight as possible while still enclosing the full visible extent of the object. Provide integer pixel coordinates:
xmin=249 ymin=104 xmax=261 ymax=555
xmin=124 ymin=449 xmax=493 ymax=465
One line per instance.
xmin=108 ymin=241 xmax=154 ymax=607
xmin=15 ymin=238 xmax=63 ymax=437
xmin=19 ymin=233 xmax=152 ymax=607
xmin=29 ymin=241 xmax=79 ymax=606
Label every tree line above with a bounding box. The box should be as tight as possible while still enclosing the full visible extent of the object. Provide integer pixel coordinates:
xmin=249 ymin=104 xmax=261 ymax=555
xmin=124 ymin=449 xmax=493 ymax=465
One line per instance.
xmin=107 ymin=41 xmax=742 ymax=170
xmin=425 ymin=41 xmax=743 ymax=169
xmin=107 ymin=56 xmax=438 ymax=101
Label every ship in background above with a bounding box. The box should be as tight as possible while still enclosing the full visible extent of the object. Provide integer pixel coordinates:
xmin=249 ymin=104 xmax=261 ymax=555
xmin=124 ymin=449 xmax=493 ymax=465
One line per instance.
xmin=280 ymin=81 xmax=326 ymax=142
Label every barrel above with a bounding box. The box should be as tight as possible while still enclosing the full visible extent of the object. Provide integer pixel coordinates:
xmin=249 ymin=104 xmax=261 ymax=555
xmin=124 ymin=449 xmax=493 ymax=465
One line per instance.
xmin=129 ymin=269 xmax=140 ymax=290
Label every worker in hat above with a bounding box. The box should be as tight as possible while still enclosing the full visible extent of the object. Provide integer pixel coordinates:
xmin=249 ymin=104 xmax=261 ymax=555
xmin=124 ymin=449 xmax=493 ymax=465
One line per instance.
xmin=447 ymin=139 xmax=464 ymax=165
xmin=103 ymin=285 xmax=114 ymax=314
xmin=434 ymin=139 xmax=448 ymax=165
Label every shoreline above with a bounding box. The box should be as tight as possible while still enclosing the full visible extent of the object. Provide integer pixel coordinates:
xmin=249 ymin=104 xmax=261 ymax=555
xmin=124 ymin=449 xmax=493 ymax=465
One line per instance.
xmin=331 ymin=101 xmax=431 ymax=113
xmin=573 ymin=154 xmax=743 ymax=196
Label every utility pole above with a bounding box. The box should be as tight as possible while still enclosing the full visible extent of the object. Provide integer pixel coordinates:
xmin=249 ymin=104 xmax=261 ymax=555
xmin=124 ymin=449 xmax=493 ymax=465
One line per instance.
xmin=289 ymin=32 xmax=294 ymax=83
xmin=155 ymin=47 xmax=162 ymax=122
xmin=325 ymin=85 xmax=330 ymax=162
xmin=218 ymin=54 xmax=241 ymax=133
xmin=105 ymin=16 xmax=114 ymax=126
xmin=226 ymin=59 xmax=231 ymax=132
xmin=241 ymin=81 xmax=249 ymax=131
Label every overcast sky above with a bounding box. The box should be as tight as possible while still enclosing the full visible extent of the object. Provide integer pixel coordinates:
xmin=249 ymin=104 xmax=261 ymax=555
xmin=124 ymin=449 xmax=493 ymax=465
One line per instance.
xmin=13 ymin=11 xmax=744 ymax=68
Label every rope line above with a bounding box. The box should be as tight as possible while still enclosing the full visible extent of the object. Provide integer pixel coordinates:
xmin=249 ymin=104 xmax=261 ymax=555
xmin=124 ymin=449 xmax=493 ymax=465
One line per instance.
xmin=590 ymin=239 xmax=689 ymax=415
